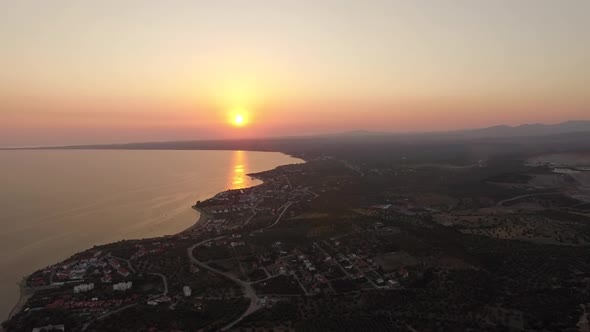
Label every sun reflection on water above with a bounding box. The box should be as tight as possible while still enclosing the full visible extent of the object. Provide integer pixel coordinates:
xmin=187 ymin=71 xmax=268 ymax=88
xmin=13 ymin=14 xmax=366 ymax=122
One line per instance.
xmin=229 ymin=150 xmax=250 ymax=189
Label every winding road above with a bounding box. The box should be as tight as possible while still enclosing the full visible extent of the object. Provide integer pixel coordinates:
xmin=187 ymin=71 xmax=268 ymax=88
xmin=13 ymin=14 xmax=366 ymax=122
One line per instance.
xmin=184 ymin=177 xmax=309 ymax=329
xmin=187 ymin=239 xmax=261 ymax=331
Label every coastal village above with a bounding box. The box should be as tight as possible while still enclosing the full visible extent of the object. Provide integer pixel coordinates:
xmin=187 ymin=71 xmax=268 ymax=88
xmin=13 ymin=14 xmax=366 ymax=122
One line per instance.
xmin=4 ymin=154 xmax=590 ymax=331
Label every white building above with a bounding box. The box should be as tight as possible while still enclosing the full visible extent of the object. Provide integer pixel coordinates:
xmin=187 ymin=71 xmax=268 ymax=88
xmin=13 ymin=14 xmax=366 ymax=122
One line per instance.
xmin=73 ymin=283 xmax=94 ymax=293
xmin=113 ymin=281 xmax=132 ymax=291
xmin=183 ymin=286 xmax=192 ymax=297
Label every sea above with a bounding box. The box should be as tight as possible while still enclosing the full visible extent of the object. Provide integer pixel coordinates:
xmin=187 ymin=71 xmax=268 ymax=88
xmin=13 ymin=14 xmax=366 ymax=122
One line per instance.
xmin=0 ymin=149 xmax=302 ymax=320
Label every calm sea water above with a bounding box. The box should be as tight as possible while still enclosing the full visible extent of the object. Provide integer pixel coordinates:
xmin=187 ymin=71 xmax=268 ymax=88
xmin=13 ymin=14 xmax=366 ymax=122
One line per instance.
xmin=0 ymin=150 xmax=301 ymax=319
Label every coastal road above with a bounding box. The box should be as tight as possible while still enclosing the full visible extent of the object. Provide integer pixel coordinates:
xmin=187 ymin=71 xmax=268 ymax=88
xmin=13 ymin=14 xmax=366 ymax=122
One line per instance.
xmin=187 ymin=240 xmax=261 ymax=331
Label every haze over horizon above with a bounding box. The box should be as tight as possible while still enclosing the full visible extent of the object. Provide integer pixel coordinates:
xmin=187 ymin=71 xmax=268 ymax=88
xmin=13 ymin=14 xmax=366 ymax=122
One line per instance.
xmin=2 ymin=0 xmax=589 ymax=147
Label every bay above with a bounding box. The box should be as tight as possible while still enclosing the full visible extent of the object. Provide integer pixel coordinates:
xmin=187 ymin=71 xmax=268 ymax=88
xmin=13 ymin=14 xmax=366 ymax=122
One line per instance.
xmin=0 ymin=150 xmax=301 ymax=319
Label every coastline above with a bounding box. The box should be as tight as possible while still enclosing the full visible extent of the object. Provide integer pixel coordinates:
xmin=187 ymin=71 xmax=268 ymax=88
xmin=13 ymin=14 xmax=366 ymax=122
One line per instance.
xmin=4 ymin=153 xmax=303 ymax=326
xmin=181 ymin=168 xmax=277 ymax=235
xmin=5 ymin=279 xmax=32 ymax=324
xmin=184 ymin=205 xmax=212 ymax=234
xmin=3 ymin=206 xmax=210 ymax=323
xmin=4 ymin=206 xmax=211 ymax=326
xmin=183 ymin=171 xmax=267 ymax=234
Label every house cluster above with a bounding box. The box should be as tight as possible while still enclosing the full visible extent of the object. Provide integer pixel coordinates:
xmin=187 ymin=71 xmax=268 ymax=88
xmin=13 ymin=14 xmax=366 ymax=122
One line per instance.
xmin=356 ymin=203 xmax=427 ymax=222
xmin=204 ymin=203 xmax=253 ymax=215
xmin=230 ymin=240 xmax=246 ymax=247
xmin=108 ymin=257 xmax=131 ymax=277
xmin=73 ymin=283 xmax=94 ymax=293
xmin=129 ymin=241 xmax=175 ymax=261
xmin=200 ymin=188 xmax=259 ymax=216
xmin=202 ymin=218 xmax=242 ymax=233
xmin=27 ymin=250 xmax=126 ymax=288
xmin=27 ymin=248 xmax=139 ymax=292
xmin=258 ymin=295 xmax=285 ymax=308
xmin=324 ymin=236 xmax=411 ymax=289
xmin=251 ymin=242 xmax=335 ymax=295
xmin=193 ymin=171 xmax=308 ymax=233
xmin=251 ymin=235 xmax=410 ymax=295
xmin=18 ymin=247 xmax=150 ymax=325
xmin=289 ymin=253 xmax=333 ymax=294
xmin=43 ymin=294 xmax=140 ymax=311
xmin=54 ymin=251 xmax=104 ymax=282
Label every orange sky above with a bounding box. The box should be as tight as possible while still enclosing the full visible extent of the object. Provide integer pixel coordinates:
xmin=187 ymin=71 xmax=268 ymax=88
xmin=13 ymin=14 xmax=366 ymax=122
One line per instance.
xmin=1 ymin=1 xmax=589 ymax=146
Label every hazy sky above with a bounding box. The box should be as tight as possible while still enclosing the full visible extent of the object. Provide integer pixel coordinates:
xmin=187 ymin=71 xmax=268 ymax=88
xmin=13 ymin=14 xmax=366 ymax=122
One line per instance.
xmin=1 ymin=0 xmax=589 ymax=146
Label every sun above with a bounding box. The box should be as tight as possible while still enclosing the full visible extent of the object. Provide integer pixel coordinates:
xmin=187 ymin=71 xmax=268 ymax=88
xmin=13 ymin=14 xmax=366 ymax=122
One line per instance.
xmin=229 ymin=108 xmax=249 ymax=127
xmin=234 ymin=114 xmax=245 ymax=126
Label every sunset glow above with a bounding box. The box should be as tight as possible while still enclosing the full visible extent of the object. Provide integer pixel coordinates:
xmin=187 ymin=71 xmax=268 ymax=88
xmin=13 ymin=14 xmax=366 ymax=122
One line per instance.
xmin=0 ymin=1 xmax=589 ymax=147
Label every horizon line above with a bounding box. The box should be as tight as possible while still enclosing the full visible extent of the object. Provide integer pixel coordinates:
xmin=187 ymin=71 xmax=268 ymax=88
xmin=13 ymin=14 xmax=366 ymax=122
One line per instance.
xmin=2 ymin=119 xmax=590 ymax=150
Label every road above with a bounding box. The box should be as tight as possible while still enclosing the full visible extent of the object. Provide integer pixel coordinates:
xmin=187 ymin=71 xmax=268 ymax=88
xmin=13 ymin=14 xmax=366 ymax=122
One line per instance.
xmin=243 ymin=199 xmax=262 ymax=226
xmin=320 ymin=241 xmax=352 ymax=278
xmin=303 ymin=187 xmax=319 ymax=199
xmin=267 ymin=201 xmax=293 ymax=229
xmin=497 ymin=192 xmax=562 ymax=207
xmin=187 ymin=240 xmax=261 ymax=331
xmin=111 ymin=254 xmax=136 ymax=274
xmin=148 ymin=272 xmax=168 ymax=295
xmin=292 ymin=273 xmax=309 ymax=295
xmin=183 ymin=184 xmax=302 ymax=329
xmin=341 ymin=160 xmax=365 ymax=177
xmin=89 ymin=177 xmax=306 ymax=331
xmin=82 ymin=272 xmax=169 ymax=331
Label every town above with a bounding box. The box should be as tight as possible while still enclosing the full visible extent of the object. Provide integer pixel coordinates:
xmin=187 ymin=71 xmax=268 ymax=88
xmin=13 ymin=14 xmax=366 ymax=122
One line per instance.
xmin=4 ymin=150 xmax=590 ymax=331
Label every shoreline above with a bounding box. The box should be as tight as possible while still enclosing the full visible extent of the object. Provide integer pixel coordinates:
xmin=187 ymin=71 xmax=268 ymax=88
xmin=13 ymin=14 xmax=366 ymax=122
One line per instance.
xmin=4 ymin=154 xmax=303 ymax=326
xmin=3 ymin=206 xmax=211 ymax=325
xmin=5 ymin=279 xmax=32 ymax=324
xmin=182 ymin=171 xmax=267 ymax=235
xmin=184 ymin=205 xmax=212 ymax=234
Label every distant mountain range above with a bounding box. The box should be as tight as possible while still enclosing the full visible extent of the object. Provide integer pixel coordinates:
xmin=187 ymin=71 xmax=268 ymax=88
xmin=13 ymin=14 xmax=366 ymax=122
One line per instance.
xmin=449 ymin=120 xmax=590 ymax=139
